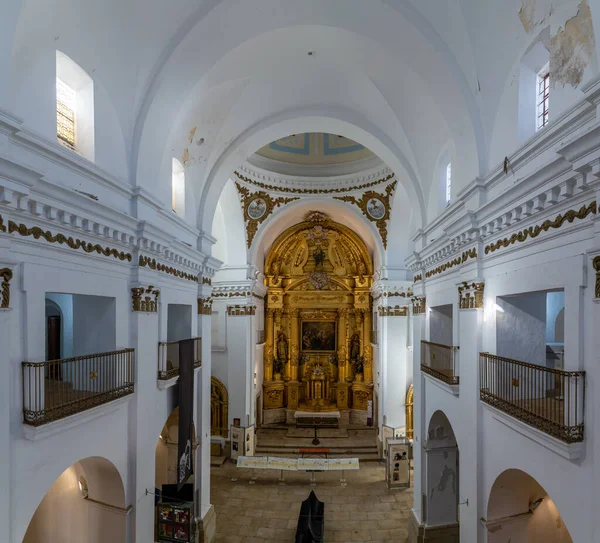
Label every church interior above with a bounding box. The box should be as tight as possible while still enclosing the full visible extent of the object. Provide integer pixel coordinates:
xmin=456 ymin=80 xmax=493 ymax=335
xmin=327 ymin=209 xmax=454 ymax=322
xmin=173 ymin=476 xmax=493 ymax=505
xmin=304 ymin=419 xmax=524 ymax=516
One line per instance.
xmin=1 ymin=1 xmax=599 ymax=542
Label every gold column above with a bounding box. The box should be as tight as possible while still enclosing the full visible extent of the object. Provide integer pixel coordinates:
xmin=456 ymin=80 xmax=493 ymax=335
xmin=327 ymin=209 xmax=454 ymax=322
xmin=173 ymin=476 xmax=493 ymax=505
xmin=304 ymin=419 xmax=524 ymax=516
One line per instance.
xmin=290 ymin=308 xmax=299 ymax=381
xmin=264 ymin=308 xmax=275 ymax=382
xmin=337 ymin=308 xmax=348 ymax=382
xmin=363 ymin=309 xmax=373 ymax=383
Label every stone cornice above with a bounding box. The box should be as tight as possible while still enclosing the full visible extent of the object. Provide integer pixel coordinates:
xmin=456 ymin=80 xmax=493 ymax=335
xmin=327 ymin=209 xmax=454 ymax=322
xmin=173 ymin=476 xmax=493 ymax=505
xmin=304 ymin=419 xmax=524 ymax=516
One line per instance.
xmin=234 ymin=164 xmax=395 ymax=195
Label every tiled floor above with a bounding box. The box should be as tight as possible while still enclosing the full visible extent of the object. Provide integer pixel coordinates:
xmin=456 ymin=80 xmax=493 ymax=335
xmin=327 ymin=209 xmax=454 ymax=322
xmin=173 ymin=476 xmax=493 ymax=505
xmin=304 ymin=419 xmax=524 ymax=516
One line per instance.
xmin=210 ymin=461 xmax=412 ymax=542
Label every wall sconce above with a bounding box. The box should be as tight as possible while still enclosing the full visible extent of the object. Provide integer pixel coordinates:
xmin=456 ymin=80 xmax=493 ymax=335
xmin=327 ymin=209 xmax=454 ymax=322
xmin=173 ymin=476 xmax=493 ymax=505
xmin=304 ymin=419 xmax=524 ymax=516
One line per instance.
xmin=78 ymin=476 xmax=89 ymax=498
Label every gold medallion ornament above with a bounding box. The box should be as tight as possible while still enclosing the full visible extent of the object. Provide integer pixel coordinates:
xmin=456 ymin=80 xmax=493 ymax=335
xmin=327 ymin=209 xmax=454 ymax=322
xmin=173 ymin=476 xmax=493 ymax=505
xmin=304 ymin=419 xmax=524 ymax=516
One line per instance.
xmin=235 ymin=183 xmax=299 ymax=247
xmin=333 ymin=181 xmax=397 ymax=248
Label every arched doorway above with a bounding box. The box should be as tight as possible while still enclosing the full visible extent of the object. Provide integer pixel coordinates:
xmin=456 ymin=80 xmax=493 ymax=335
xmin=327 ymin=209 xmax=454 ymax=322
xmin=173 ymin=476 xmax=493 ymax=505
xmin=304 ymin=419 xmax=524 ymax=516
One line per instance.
xmin=262 ymin=210 xmax=374 ymax=422
xmin=405 ymin=384 xmax=414 ymax=439
xmin=23 ymin=457 xmax=127 ymax=543
xmin=155 ymin=408 xmax=197 ymax=540
xmin=423 ymin=410 xmax=459 ymax=538
xmin=486 ymin=469 xmax=573 ymax=542
xmin=211 ymin=377 xmax=228 ymax=438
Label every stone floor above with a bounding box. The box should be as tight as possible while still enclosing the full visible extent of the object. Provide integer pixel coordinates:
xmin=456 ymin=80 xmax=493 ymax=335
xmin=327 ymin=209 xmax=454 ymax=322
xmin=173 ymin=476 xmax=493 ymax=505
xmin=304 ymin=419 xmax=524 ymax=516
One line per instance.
xmin=210 ymin=461 xmax=412 ymax=542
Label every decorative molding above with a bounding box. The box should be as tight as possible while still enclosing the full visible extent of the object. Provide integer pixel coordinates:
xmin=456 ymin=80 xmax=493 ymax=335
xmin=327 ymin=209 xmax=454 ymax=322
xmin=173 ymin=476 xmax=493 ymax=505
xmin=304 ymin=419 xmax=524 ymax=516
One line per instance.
xmin=213 ymin=290 xmax=251 ymax=298
xmin=227 ymin=304 xmax=256 ymax=316
xmin=458 ymin=282 xmax=484 ymax=309
xmin=235 ymin=182 xmax=299 ymax=247
xmin=484 ymin=201 xmax=596 ymax=255
xmin=334 ymin=181 xmax=397 ymax=249
xmin=425 ymin=248 xmax=477 ymax=279
xmin=198 ymin=297 xmax=213 ymax=315
xmin=301 ymin=309 xmax=337 ymax=320
xmin=234 ymin=170 xmax=395 ymax=195
xmin=202 ymin=277 xmax=212 ymax=285
xmin=593 ymin=256 xmax=600 ymax=299
xmin=131 ymin=285 xmax=160 ymax=312
xmin=413 ymin=273 xmax=422 ymax=283
xmin=4 ymin=217 xmax=131 ymax=262
xmin=138 ymin=255 xmax=198 ymax=283
xmin=0 ymin=268 xmax=13 ymax=309
xmin=0 ymin=215 xmax=5 ymax=233
xmin=412 ymin=296 xmax=426 ymax=315
xmin=378 ymin=305 xmax=408 ymax=317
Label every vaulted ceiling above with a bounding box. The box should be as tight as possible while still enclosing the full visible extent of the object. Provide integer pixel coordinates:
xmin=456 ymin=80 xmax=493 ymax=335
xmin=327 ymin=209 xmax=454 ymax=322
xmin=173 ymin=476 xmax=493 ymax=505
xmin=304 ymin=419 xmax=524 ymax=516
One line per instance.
xmin=3 ymin=0 xmax=598 ymax=232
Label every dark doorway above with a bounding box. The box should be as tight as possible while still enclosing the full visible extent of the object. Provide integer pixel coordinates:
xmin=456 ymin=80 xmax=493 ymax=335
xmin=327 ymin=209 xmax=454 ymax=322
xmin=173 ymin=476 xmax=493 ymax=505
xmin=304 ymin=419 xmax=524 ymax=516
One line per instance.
xmin=47 ymin=315 xmax=62 ymax=379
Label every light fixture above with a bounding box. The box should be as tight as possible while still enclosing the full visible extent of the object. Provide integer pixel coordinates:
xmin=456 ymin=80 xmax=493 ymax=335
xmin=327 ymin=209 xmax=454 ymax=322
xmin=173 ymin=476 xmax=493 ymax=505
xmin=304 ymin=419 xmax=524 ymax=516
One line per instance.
xmin=529 ymin=497 xmax=544 ymax=512
xmin=78 ymin=476 xmax=89 ymax=498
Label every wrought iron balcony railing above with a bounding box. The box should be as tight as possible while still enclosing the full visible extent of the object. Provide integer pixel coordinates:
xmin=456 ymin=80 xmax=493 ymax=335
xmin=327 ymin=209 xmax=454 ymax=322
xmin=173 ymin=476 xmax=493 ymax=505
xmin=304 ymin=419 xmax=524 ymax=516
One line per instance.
xmin=480 ymin=352 xmax=585 ymax=443
xmin=420 ymin=340 xmax=459 ymax=385
xmin=158 ymin=337 xmax=202 ymax=380
xmin=22 ymin=348 xmax=135 ymax=427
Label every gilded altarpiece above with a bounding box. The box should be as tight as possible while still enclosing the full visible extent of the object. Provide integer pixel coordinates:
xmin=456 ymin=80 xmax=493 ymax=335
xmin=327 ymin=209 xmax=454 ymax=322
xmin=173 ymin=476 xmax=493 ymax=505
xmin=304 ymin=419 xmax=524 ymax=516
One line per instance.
xmin=262 ymin=212 xmax=374 ymax=415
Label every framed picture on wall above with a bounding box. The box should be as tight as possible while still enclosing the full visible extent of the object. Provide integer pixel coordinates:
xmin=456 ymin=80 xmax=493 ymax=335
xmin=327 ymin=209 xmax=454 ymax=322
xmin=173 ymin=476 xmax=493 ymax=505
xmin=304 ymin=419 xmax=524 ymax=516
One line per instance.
xmin=301 ymin=321 xmax=337 ymax=351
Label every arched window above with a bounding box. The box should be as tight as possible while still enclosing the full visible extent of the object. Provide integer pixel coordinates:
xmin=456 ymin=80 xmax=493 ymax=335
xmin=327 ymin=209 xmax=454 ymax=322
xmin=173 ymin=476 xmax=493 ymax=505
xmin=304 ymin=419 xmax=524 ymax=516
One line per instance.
xmin=56 ymin=51 xmax=95 ymax=161
xmin=445 ymin=162 xmax=452 ymax=206
xmin=172 ymin=158 xmax=185 ymax=216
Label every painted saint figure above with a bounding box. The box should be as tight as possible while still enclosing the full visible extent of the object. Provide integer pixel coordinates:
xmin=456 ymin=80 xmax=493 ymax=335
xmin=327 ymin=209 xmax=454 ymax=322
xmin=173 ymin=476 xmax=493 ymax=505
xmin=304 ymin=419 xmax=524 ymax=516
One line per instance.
xmin=350 ymin=333 xmax=361 ymax=363
xmin=277 ymin=332 xmax=288 ymax=363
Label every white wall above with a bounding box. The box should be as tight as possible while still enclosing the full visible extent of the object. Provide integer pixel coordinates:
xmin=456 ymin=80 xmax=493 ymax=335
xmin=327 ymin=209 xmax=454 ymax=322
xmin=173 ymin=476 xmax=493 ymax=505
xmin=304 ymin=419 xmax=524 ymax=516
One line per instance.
xmin=429 ymin=304 xmax=453 ymax=346
xmin=496 ymin=292 xmax=546 ymax=366
xmin=167 ymin=304 xmax=192 ymax=342
xmin=72 ymin=294 xmax=116 ymax=356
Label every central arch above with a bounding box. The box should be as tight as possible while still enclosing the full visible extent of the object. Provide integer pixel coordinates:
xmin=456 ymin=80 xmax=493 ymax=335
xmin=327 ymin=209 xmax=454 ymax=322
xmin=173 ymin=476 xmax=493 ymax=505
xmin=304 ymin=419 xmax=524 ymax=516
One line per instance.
xmin=198 ymin=110 xmax=426 ymax=237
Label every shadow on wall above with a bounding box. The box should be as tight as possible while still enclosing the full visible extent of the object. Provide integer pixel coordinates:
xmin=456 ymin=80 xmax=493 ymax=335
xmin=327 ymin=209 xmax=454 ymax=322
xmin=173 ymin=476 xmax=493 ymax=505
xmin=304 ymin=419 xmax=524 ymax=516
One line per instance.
xmin=486 ymin=469 xmax=573 ymax=543
xmin=23 ymin=457 xmax=126 ymax=543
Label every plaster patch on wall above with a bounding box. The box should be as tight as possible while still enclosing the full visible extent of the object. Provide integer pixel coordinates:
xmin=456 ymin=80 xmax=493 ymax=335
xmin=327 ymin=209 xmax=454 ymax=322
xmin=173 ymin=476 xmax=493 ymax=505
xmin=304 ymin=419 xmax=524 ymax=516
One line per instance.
xmin=550 ymin=1 xmax=596 ymax=87
xmin=519 ymin=0 xmax=536 ymax=32
xmin=188 ymin=126 xmax=197 ymax=144
xmin=429 ymin=464 xmax=457 ymax=499
xmin=182 ymin=147 xmax=189 ymax=166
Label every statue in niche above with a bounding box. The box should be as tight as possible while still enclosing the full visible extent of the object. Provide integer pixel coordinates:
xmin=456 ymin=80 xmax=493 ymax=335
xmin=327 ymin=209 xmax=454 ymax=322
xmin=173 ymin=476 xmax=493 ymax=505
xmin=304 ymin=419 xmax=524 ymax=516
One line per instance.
xmin=350 ymin=333 xmax=361 ymax=364
xmin=271 ymin=260 xmax=280 ymax=282
xmin=276 ymin=333 xmax=288 ymax=364
xmin=313 ymin=247 xmax=326 ymax=268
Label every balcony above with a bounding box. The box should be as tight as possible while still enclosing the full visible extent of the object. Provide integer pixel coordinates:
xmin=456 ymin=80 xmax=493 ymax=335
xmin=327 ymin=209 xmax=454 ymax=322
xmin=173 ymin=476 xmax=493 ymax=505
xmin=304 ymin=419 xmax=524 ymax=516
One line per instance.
xmin=22 ymin=348 xmax=135 ymax=427
xmin=480 ymin=353 xmax=585 ymax=444
xmin=158 ymin=337 xmax=202 ymax=385
xmin=420 ymin=340 xmax=459 ymax=387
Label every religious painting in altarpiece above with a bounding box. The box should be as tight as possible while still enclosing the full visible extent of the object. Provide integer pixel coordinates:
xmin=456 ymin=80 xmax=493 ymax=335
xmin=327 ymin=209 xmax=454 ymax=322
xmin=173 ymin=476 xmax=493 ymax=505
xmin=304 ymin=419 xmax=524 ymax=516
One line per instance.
xmin=262 ymin=211 xmax=374 ymax=415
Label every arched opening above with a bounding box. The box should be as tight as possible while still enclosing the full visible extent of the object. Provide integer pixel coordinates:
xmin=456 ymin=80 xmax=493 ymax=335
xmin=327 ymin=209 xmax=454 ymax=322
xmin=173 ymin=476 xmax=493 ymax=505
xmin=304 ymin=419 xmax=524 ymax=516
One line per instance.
xmin=155 ymin=407 xmax=197 ymax=540
xmin=23 ymin=457 xmax=127 ymax=543
xmin=486 ymin=469 xmax=573 ymax=542
xmin=423 ymin=410 xmax=459 ymax=537
xmin=211 ymin=377 xmax=228 ymax=438
xmin=45 ymin=298 xmax=63 ymax=364
xmin=405 ymin=384 xmax=414 ymax=439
